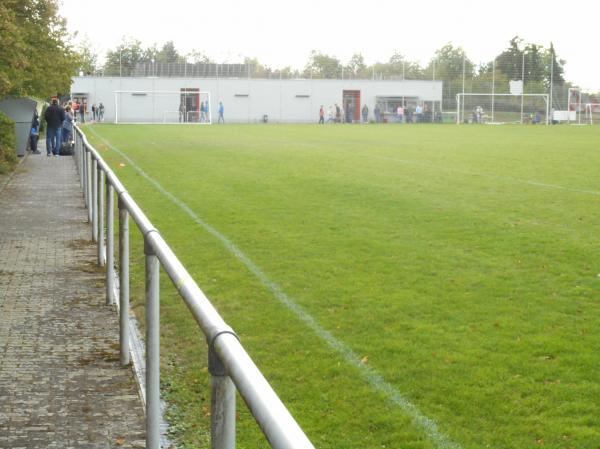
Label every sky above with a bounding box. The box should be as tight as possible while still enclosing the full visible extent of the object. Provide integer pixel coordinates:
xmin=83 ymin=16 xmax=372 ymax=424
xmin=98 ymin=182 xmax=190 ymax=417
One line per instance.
xmin=60 ymin=0 xmax=600 ymax=91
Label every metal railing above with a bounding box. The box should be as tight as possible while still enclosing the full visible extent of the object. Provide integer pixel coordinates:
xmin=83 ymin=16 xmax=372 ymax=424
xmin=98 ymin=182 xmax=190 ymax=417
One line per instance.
xmin=73 ymin=125 xmax=315 ymax=449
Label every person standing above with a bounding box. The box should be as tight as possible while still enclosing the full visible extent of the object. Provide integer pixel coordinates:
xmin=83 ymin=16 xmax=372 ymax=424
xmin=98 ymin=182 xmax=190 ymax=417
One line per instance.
xmin=29 ymin=112 xmax=41 ymax=154
xmin=98 ymin=102 xmax=105 ymax=121
xmin=44 ymin=98 xmax=65 ymax=157
xmin=80 ymin=101 xmax=86 ymax=123
xmin=218 ymin=102 xmax=224 ymax=124
xmin=62 ymin=105 xmax=74 ymax=146
xmin=361 ymin=104 xmax=369 ymax=123
xmin=91 ymin=103 xmax=97 ymax=121
xmin=319 ymin=105 xmax=325 ymax=124
xmin=374 ymin=104 xmax=381 ymax=123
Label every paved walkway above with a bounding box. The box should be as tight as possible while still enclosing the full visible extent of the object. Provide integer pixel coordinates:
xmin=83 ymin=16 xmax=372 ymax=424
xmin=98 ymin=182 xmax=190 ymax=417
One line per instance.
xmin=0 ymin=152 xmax=146 ymax=448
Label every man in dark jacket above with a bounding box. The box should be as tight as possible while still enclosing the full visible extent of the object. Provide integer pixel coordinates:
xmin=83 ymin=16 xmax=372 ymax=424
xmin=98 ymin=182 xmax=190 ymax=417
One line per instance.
xmin=44 ymin=98 xmax=65 ymax=157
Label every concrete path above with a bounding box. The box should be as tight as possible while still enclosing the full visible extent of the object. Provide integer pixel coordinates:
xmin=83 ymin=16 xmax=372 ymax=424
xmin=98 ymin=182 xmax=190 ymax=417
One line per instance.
xmin=0 ymin=152 xmax=146 ymax=448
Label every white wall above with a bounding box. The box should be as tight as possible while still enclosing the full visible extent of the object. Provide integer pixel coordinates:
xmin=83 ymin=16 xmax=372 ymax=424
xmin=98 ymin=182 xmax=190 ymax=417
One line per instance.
xmin=72 ymin=77 xmax=443 ymax=123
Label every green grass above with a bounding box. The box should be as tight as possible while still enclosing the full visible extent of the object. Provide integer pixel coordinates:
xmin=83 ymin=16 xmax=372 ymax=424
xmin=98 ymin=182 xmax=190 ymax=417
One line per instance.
xmin=85 ymin=123 xmax=600 ymax=449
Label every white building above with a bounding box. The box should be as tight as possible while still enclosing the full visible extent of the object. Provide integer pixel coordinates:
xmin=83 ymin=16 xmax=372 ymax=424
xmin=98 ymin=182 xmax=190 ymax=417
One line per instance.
xmin=71 ymin=76 xmax=443 ymax=124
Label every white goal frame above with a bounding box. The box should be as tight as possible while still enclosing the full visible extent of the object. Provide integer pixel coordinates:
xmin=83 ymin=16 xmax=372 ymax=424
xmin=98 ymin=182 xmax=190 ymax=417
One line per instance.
xmin=113 ymin=90 xmax=212 ymax=124
xmin=584 ymin=103 xmax=600 ymax=125
xmin=456 ymin=93 xmax=549 ymax=125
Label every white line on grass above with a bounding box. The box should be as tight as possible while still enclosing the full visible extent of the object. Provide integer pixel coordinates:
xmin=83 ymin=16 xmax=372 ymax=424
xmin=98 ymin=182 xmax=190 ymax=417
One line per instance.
xmin=87 ymin=127 xmax=462 ymax=449
xmin=371 ymin=155 xmax=600 ymax=196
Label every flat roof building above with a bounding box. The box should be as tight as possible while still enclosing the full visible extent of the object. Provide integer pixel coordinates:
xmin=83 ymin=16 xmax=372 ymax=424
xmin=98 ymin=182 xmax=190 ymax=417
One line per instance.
xmin=71 ymin=76 xmax=443 ymax=124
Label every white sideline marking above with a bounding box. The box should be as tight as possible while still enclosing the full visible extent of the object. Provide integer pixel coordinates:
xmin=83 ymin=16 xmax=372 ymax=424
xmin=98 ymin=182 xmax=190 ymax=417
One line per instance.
xmin=87 ymin=127 xmax=462 ymax=449
xmin=372 ymin=155 xmax=600 ymax=196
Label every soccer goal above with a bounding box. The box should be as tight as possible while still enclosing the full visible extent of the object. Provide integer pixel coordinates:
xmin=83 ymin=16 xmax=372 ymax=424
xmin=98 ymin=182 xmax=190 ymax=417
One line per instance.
xmin=584 ymin=103 xmax=600 ymax=125
xmin=456 ymin=93 xmax=549 ymax=125
xmin=113 ymin=90 xmax=211 ymax=124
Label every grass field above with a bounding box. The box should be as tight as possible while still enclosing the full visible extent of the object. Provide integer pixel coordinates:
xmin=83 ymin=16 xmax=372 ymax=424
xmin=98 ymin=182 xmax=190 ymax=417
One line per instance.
xmin=84 ymin=123 xmax=600 ymax=449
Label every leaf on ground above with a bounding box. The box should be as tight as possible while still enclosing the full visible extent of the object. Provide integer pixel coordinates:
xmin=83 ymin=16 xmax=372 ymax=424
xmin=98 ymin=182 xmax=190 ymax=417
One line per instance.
xmin=361 ymin=355 xmax=369 ymax=364
xmin=116 ymin=436 xmax=126 ymax=446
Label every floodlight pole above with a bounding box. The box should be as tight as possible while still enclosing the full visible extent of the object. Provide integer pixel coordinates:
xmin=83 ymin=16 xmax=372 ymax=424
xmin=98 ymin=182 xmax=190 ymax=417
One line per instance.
xmin=549 ymin=44 xmax=554 ymax=117
xmin=521 ymin=52 xmax=525 ymax=124
xmin=462 ymin=53 xmax=466 ymax=121
xmin=491 ymin=58 xmax=496 ymax=123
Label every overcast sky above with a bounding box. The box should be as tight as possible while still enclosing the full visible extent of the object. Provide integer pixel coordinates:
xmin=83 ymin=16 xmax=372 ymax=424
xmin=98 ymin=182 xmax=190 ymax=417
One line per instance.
xmin=60 ymin=0 xmax=600 ymax=91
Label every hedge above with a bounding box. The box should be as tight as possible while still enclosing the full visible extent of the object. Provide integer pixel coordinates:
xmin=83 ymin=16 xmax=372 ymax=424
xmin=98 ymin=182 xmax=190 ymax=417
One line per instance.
xmin=0 ymin=111 xmax=17 ymax=174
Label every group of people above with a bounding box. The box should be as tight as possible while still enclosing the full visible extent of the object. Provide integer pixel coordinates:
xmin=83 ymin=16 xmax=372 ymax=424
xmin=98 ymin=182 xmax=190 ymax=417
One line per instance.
xmin=319 ymin=104 xmax=369 ymax=124
xmin=178 ymin=101 xmax=225 ymax=123
xmin=318 ymin=103 xmax=433 ymax=124
xmin=30 ymin=98 xmax=82 ymax=156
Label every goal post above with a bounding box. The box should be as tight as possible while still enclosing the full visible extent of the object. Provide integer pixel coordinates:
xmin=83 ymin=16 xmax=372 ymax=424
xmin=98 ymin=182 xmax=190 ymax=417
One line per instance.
xmin=456 ymin=93 xmax=549 ymax=125
xmin=584 ymin=103 xmax=600 ymax=125
xmin=113 ymin=90 xmax=212 ymax=124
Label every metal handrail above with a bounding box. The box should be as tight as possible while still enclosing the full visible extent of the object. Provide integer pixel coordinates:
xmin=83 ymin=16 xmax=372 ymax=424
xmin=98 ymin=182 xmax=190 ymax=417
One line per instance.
xmin=73 ymin=125 xmax=315 ymax=449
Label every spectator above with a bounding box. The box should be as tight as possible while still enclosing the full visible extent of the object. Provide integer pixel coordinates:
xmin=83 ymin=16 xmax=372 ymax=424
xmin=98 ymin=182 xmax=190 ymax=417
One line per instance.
xmin=62 ymin=105 xmax=74 ymax=146
xmin=80 ymin=101 xmax=86 ymax=123
xmin=319 ymin=105 xmax=325 ymax=124
xmin=91 ymin=103 xmax=97 ymax=121
xmin=30 ymin=112 xmax=41 ymax=154
xmin=415 ymin=104 xmax=423 ymax=123
xmin=397 ymin=105 xmax=404 ymax=123
xmin=374 ymin=104 xmax=381 ymax=123
xmin=335 ymin=104 xmax=341 ymax=123
xmin=326 ymin=106 xmax=334 ymax=123
xmin=44 ymin=98 xmax=65 ymax=157
xmin=98 ymin=102 xmax=105 ymax=122
xmin=361 ymin=104 xmax=369 ymax=123
xmin=218 ymin=102 xmax=224 ymax=123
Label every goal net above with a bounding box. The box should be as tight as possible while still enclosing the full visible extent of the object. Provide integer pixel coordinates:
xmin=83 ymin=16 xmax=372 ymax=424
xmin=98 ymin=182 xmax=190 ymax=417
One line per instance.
xmin=585 ymin=103 xmax=600 ymax=125
xmin=113 ymin=90 xmax=211 ymax=124
xmin=456 ymin=93 xmax=549 ymax=125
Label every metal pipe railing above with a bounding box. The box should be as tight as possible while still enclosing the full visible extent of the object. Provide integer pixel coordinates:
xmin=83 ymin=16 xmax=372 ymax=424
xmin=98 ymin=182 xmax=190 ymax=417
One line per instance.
xmin=73 ymin=125 xmax=315 ymax=449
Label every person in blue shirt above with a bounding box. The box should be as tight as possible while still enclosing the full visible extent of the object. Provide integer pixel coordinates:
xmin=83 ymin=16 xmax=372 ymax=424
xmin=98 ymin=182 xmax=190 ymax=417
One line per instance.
xmin=30 ymin=112 xmax=41 ymax=154
xmin=218 ymin=102 xmax=224 ymax=124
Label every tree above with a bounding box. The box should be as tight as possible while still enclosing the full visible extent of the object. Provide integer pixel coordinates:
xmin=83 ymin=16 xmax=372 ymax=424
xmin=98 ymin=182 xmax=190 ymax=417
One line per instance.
xmin=0 ymin=0 xmax=78 ymax=98
xmin=544 ymin=42 xmax=565 ymax=87
xmin=73 ymin=36 xmax=99 ymax=75
xmin=372 ymin=52 xmax=423 ymax=80
xmin=345 ymin=53 xmax=368 ymax=78
xmin=304 ymin=51 xmax=342 ymax=79
xmin=103 ymin=38 xmax=145 ymax=76
xmin=495 ymin=36 xmax=524 ymax=81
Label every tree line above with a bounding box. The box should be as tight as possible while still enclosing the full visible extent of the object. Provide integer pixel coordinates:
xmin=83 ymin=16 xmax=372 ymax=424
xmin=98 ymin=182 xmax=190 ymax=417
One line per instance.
xmin=95 ymin=36 xmax=567 ymax=90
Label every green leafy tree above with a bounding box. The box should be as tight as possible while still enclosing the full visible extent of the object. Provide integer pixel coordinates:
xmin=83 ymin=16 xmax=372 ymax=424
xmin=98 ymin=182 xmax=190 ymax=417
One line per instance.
xmin=304 ymin=51 xmax=342 ymax=79
xmin=345 ymin=53 xmax=368 ymax=78
xmin=103 ymin=38 xmax=145 ymax=76
xmin=74 ymin=36 xmax=99 ymax=75
xmin=0 ymin=0 xmax=78 ymax=98
xmin=371 ymin=52 xmax=423 ymax=80
xmin=544 ymin=42 xmax=565 ymax=87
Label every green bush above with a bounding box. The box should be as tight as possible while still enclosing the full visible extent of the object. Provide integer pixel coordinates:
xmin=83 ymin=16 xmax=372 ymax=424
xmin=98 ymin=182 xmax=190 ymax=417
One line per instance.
xmin=0 ymin=111 xmax=17 ymax=174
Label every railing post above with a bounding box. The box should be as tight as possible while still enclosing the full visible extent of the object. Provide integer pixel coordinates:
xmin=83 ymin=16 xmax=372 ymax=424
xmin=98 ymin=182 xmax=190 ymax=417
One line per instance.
xmin=92 ymin=158 xmax=98 ymax=242
xmin=209 ymin=345 xmax=236 ymax=449
xmin=118 ymin=197 xmax=130 ymax=366
xmin=106 ymin=181 xmax=115 ymax=304
xmin=98 ymin=167 xmax=105 ymax=266
xmin=145 ymin=234 xmax=160 ymax=449
xmin=86 ymin=148 xmax=92 ymax=222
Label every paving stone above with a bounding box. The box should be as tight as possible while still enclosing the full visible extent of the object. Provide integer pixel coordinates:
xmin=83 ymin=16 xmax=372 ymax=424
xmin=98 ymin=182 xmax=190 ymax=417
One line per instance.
xmin=0 ymin=152 xmax=146 ymax=448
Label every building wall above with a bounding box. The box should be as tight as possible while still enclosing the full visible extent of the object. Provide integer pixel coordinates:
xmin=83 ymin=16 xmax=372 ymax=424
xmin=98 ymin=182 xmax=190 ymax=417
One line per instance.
xmin=71 ymin=77 xmax=443 ymax=123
